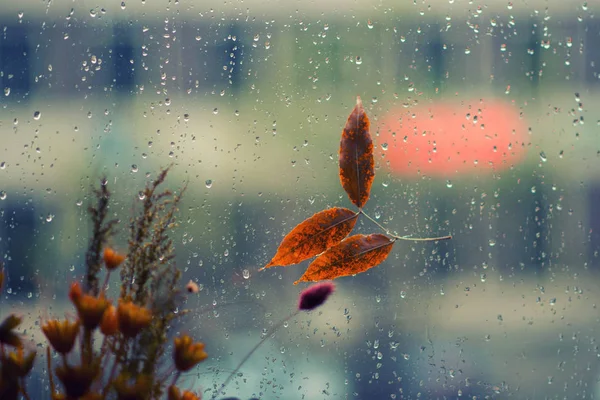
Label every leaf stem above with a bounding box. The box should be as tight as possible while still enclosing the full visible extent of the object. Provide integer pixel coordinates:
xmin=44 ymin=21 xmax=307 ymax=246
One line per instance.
xmin=360 ymin=210 xmax=452 ymax=242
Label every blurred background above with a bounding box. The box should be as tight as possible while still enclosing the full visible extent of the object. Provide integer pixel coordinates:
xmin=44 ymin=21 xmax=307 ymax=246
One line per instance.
xmin=1 ymin=0 xmax=600 ymax=399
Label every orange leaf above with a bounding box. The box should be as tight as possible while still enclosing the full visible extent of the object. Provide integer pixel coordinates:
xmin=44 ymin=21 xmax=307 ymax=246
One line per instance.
xmin=295 ymin=234 xmax=394 ymax=284
xmin=339 ymin=96 xmax=375 ymax=209
xmin=261 ymin=207 xmax=359 ymax=270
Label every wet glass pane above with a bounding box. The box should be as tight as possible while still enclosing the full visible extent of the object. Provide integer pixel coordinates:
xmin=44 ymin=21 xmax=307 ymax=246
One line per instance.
xmin=0 ymin=2 xmax=598 ymax=399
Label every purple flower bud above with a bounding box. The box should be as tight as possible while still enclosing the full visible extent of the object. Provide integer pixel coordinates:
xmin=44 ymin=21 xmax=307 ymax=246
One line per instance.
xmin=298 ymin=282 xmax=335 ymax=311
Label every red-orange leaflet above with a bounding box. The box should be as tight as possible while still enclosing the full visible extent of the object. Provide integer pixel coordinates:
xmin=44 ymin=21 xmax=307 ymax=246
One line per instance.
xmin=262 ymin=207 xmax=359 ymax=270
xmin=294 ymin=234 xmax=394 ymax=284
xmin=339 ymin=96 xmax=375 ymax=209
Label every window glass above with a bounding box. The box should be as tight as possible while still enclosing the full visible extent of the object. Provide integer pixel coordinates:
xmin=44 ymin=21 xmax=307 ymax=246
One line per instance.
xmin=0 ymin=2 xmax=598 ymax=399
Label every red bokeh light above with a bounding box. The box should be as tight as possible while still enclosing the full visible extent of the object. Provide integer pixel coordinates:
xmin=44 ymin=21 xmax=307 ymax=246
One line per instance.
xmin=377 ymin=99 xmax=529 ymax=177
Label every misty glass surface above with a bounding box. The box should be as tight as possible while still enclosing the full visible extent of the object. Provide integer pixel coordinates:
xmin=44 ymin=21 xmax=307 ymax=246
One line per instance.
xmin=1 ymin=1 xmax=599 ymax=399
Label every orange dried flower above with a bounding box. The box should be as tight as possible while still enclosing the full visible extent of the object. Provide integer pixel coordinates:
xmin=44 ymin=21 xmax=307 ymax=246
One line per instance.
xmin=173 ymin=335 xmax=208 ymax=372
xmin=70 ymin=282 xmax=110 ymax=330
xmin=181 ymin=391 xmax=201 ymax=400
xmin=103 ymin=247 xmax=126 ymax=271
xmin=100 ymin=305 xmax=119 ymax=336
xmin=0 ymin=314 xmax=23 ymax=347
xmin=55 ymin=361 xmax=100 ymax=398
xmin=168 ymin=385 xmax=201 ymax=400
xmin=117 ymin=301 xmax=152 ymax=337
xmin=113 ymin=373 xmax=152 ymax=400
xmin=42 ymin=318 xmax=80 ymax=354
xmin=1 ymin=347 xmax=36 ymax=378
xmin=69 ymin=281 xmax=83 ymax=303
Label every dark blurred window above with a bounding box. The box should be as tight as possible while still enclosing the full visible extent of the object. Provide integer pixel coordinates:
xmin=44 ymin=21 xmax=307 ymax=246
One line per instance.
xmin=0 ymin=24 xmax=30 ymax=99
xmin=112 ymin=25 xmax=136 ymax=92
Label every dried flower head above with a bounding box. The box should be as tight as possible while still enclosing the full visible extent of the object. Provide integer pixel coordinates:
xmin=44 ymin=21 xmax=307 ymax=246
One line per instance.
xmin=298 ymin=282 xmax=335 ymax=311
xmin=55 ymin=362 xmax=100 ymax=398
xmin=173 ymin=335 xmax=208 ymax=372
xmin=1 ymin=347 xmax=36 ymax=378
xmin=117 ymin=301 xmax=152 ymax=337
xmin=70 ymin=282 xmax=110 ymax=330
xmin=113 ymin=373 xmax=152 ymax=400
xmin=168 ymin=385 xmax=201 ymax=400
xmin=103 ymin=247 xmax=126 ymax=271
xmin=100 ymin=305 xmax=119 ymax=336
xmin=42 ymin=318 xmax=80 ymax=354
xmin=69 ymin=281 xmax=83 ymax=303
xmin=0 ymin=314 xmax=23 ymax=347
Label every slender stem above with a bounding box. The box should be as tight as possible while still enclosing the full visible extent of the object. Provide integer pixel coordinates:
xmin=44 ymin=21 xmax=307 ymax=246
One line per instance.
xmin=83 ymin=328 xmax=93 ymax=364
xmin=102 ymin=342 xmax=122 ymax=399
xmin=47 ymin=347 xmax=56 ymax=396
xmin=99 ymin=335 xmax=109 ymax=365
xmin=211 ymin=310 xmax=299 ymax=400
xmin=394 ymin=234 xmax=452 ymax=242
xmin=360 ymin=210 xmax=392 ymax=235
xmin=101 ymin=271 xmax=112 ymax=294
xmin=19 ymin=380 xmax=31 ymax=400
xmin=171 ymin=371 xmax=181 ymax=387
xmin=360 ymin=210 xmax=452 ymax=242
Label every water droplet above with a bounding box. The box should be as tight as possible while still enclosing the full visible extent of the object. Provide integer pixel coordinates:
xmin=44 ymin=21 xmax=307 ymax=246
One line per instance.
xmin=4 ymin=88 xmax=10 ymax=96
xmin=355 ymin=56 xmax=362 ymax=65
xmin=0 ymin=162 xmax=5 ymax=169
xmin=539 ymin=151 xmax=547 ymax=162
xmin=46 ymin=214 xmax=54 ymax=222
xmin=0 ymin=191 xmax=6 ymax=200
xmin=138 ymin=191 xmax=146 ymax=200
xmin=488 ymin=239 xmax=496 ymax=247
xmin=76 ymin=199 xmax=83 ymax=206
xmin=205 ymin=179 xmax=213 ymax=188
xmin=212 ymin=108 xmax=218 ymax=115
xmin=33 ymin=111 xmax=41 ymax=120
xmin=531 ymin=186 xmax=537 ymax=194
xmin=131 ymin=164 xmax=138 ymax=173
xmin=242 ymin=269 xmax=250 ymax=279
xmin=183 ymin=114 xmax=190 ymax=122
xmin=121 ymin=1 xmax=126 ymax=9
xmin=446 ymin=180 xmax=453 ymax=188
xmin=400 ymin=290 xmax=406 ymax=299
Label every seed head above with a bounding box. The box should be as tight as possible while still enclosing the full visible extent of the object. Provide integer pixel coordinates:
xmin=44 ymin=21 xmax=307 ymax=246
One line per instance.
xmin=298 ymin=282 xmax=335 ymax=311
